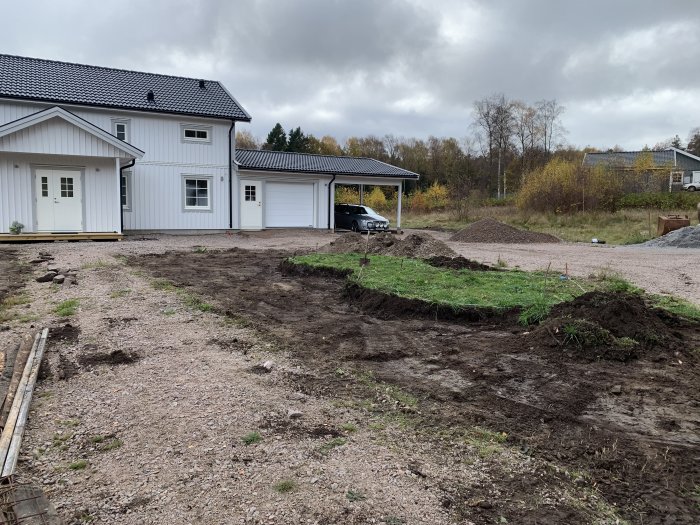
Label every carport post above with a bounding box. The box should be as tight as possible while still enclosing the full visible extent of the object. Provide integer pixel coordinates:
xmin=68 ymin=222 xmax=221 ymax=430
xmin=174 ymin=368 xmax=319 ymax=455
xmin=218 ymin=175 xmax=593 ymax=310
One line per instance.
xmin=359 ymin=184 xmax=364 ymax=205
xmin=396 ymin=181 xmax=402 ymax=229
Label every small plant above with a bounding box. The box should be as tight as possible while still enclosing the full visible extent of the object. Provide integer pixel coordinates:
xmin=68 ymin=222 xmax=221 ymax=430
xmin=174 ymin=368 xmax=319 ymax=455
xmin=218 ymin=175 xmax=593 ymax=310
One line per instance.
xmin=68 ymin=460 xmax=88 ymax=470
xmin=55 ymin=299 xmax=79 ymax=317
xmin=109 ymin=289 xmax=131 ymax=299
xmin=59 ymin=418 xmax=81 ymax=427
xmin=193 ymin=246 xmax=208 ymax=253
xmin=100 ymin=438 xmax=123 ymax=451
xmin=90 ymin=435 xmax=105 ymax=444
xmin=496 ymin=255 xmax=508 ymax=268
xmin=346 ymin=490 xmax=366 ymax=502
xmin=151 ymin=278 xmax=176 ymax=291
xmin=319 ymin=437 xmax=347 ymax=454
xmin=163 ymin=307 xmax=177 ymax=316
xmin=273 ymin=479 xmax=297 ymax=493
xmin=242 ymin=431 xmax=262 ymax=446
xmin=341 ymin=423 xmax=358 ymax=433
xmin=518 ymin=300 xmax=551 ymax=325
xmin=9 ymin=221 xmax=24 ymax=235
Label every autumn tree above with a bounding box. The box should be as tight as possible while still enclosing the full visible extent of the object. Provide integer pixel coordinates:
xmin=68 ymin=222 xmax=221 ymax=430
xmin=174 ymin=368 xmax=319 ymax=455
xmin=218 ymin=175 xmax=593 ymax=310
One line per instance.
xmin=235 ymin=130 xmax=260 ymax=150
xmin=686 ymin=128 xmax=700 ymax=156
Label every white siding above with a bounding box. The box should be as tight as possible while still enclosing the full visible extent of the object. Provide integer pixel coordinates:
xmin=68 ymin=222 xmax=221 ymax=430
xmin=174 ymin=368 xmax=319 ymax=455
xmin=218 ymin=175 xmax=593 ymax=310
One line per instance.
xmin=0 ymin=153 xmax=119 ymax=233
xmin=0 ymin=118 xmax=130 ymax=158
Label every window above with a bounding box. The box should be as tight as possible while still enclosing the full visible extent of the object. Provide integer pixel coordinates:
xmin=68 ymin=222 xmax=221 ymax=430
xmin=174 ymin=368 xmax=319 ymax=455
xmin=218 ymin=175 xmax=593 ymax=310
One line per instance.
xmin=41 ymin=176 xmax=48 ymax=197
xmin=181 ymin=124 xmax=212 ymax=144
xmin=244 ymin=185 xmax=256 ymax=202
xmin=671 ymin=171 xmax=683 ymax=183
xmin=183 ymin=176 xmax=212 ymax=210
xmin=60 ymin=177 xmax=74 ymax=198
xmin=111 ymin=119 xmax=130 ymax=142
xmin=121 ymin=171 xmax=132 ymax=210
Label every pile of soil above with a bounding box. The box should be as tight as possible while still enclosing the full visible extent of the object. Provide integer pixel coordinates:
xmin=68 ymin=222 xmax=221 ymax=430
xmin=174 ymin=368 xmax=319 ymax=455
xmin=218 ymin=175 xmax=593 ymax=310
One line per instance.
xmin=424 ymin=256 xmax=496 ymax=271
xmin=450 ymin=218 xmax=560 ymax=244
xmin=321 ymin=232 xmax=457 ymax=258
xmin=526 ymin=291 xmax=689 ymax=361
xmin=642 ymin=225 xmax=700 ymax=248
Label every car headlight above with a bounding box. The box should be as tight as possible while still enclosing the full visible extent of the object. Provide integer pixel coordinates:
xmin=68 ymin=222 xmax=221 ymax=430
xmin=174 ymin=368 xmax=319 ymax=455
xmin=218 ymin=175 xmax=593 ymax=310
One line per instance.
xmin=366 ymin=221 xmax=375 ymax=228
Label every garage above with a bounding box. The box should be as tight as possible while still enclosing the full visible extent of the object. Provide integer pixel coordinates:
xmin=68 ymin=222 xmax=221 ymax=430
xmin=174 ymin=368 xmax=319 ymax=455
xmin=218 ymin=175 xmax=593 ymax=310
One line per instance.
xmin=265 ymin=182 xmax=315 ymax=227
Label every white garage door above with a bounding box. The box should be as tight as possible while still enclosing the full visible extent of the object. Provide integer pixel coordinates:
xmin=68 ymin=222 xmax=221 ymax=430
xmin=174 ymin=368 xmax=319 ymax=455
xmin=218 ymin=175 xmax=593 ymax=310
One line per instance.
xmin=265 ymin=182 xmax=315 ymax=227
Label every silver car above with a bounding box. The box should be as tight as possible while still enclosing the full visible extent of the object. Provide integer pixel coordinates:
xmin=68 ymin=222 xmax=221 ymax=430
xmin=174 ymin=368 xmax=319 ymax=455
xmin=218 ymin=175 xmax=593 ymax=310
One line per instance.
xmin=335 ymin=204 xmax=390 ymax=232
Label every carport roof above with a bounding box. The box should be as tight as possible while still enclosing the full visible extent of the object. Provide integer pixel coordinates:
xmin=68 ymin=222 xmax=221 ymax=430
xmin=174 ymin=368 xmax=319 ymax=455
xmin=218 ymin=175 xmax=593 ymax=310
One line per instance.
xmin=235 ymin=149 xmax=420 ymax=179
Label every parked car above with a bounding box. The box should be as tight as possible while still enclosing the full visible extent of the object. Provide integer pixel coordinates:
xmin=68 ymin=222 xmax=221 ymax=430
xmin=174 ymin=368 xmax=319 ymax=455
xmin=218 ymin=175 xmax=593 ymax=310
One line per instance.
xmin=683 ymin=182 xmax=698 ymax=192
xmin=335 ymin=204 xmax=390 ymax=232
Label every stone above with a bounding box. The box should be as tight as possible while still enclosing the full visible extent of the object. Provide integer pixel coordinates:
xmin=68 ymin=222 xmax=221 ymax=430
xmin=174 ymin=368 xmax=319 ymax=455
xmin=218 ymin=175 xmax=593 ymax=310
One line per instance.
xmin=36 ymin=271 xmax=58 ymax=283
xmin=610 ymin=385 xmax=622 ymax=395
xmin=287 ymin=409 xmax=303 ymax=419
xmin=53 ymin=275 xmax=65 ymax=284
xmin=262 ymin=360 xmax=274 ymax=371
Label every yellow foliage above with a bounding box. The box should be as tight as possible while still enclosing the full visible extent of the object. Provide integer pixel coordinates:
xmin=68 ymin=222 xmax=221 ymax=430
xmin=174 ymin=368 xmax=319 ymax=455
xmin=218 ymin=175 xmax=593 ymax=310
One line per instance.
xmin=517 ymin=159 xmax=622 ymax=213
xmin=424 ymin=182 xmax=450 ymax=210
xmin=365 ymin=187 xmax=387 ymax=210
xmin=335 ymin=186 xmax=360 ymax=204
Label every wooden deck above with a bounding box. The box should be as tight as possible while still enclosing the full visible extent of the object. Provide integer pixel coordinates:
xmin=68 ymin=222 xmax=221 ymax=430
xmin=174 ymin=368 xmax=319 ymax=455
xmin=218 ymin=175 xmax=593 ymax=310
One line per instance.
xmin=0 ymin=232 xmax=122 ymax=243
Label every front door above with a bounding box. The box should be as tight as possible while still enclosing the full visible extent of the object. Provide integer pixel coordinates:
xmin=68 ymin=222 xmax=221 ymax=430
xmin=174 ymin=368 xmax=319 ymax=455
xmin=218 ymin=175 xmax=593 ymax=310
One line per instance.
xmin=35 ymin=169 xmax=83 ymax=232
xmin=240 ymin=180 xmax=263 ymax=230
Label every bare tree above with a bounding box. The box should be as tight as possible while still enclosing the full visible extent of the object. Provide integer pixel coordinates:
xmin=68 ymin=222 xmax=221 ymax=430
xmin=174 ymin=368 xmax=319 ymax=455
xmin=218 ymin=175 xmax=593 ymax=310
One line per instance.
xmin=512 ymin=100 xmax=537 ymax=181
xmin=535 ymin=99 xmax=566 ymax=156
xmin=472 ymin=94 xmax=514 ymax=198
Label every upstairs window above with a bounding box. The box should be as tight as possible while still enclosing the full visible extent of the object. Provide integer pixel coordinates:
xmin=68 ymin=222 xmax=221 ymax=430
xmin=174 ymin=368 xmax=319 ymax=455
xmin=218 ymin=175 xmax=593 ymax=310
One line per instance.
xmin=181 ymin=124 xmax=212 ymax=144
xmin=112 ymin=119 xmax=130 ymax=142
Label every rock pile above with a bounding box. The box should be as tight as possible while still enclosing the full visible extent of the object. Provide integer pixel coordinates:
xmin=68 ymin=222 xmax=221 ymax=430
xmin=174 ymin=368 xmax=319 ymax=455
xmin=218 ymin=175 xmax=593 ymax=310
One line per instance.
xmin=450 ymin=218 xmax=560 ymax=244
xmin=32 ymin=253 xmax=78 ymax=286
xmin=642 ymin=225 xmax=700 ymax=248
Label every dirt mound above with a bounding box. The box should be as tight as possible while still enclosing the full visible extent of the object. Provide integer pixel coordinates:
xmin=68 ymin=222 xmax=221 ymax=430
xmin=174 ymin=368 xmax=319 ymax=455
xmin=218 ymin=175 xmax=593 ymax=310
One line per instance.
xmin=425 ymin=256 xmax=496 ymax=271
xmin=321 ymin=232 xmax=457 ymax=258
xmin=450 ymin=218 xmax=560 ymax=244
xmin=527 ymin=291 xmax=689 ymax=361
xmin=642 ymin=225 xmax=700 ymax=248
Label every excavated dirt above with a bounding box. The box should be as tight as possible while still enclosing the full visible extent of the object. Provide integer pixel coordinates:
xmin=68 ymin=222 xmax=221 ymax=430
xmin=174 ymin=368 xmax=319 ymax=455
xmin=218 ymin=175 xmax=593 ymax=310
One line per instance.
xmin=450 ymin=218 xmax=561 ymax=243
xmin=132 ymin=248 xmax=700 ymax=525
xmin=0 ymin=249 xmax=23 ymax=305
xmin=425 ymin=255 xmax=496 ymax=271
xmin=321 ymin=231 xmax=457 ymax=258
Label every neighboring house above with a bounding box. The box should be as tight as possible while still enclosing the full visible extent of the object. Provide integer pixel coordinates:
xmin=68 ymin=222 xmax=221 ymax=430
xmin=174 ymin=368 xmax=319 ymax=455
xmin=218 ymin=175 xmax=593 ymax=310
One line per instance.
xmin=582 ymin=148 xmax=700 ymax=191
xmin=0 ymin=54 xmax=418 ymax=236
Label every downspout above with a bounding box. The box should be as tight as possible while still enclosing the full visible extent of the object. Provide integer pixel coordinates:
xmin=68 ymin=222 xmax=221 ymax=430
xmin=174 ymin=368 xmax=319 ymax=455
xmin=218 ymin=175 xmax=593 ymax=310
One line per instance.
xmin=228 ymin=120 xmax=235 ymax=229
xmin=119 ymin=159 xmax=136 ymax=234
xmin=327 ymin=174 xmax=337 ymax=230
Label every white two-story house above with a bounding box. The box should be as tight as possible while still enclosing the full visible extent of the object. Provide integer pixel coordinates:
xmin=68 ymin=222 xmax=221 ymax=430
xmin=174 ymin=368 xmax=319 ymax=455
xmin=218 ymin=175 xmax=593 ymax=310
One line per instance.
xmin=0 ymin=54 xmax=418 ymax=236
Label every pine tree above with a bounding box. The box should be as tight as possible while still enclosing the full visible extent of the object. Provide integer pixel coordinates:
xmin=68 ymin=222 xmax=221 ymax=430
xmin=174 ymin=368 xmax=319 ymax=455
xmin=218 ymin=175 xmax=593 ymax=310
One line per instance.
xmin=264 ymin=123 xmax=287 ymax=151
xmin=286 ymin=127 xmax=310 ymax=153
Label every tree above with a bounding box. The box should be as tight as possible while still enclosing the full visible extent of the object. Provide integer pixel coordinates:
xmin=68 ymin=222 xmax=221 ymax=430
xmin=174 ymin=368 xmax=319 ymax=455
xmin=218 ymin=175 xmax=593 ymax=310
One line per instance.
xmin=535 ymin=99 xmax=566 ymax=156
xmin=235 ymin=130 xmax=260 ymax=150
xmin=686 ymin=128 xmax=700 ymax=156
xmin=286 ymin=127 xmax=310 ymax=153
xmin=653 ymin=135 xmax=683 ymax=151
xmin=472 ymin=93 xmax=514 ymax=198
xmin=264 ymin=123 xmax=287 ymax=151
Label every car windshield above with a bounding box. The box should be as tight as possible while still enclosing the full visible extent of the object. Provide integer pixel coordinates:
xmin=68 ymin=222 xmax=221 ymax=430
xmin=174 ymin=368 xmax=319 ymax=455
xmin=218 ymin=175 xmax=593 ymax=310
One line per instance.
xmin=356 ymin=206 xmax=376 ymax=215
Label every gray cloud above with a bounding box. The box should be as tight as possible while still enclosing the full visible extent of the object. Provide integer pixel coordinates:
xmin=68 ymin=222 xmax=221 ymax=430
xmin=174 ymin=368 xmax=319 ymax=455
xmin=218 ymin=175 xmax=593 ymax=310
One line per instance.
xmin=1 ymin=0 xmax=698 ymax=149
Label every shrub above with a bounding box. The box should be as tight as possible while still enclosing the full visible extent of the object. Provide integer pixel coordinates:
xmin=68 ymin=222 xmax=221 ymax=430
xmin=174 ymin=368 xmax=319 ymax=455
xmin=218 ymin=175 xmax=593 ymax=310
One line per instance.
xmin=619 ymin=191 xmax=700 ymax=210
xmin=335 ymin=186 xmax=360 ymax=204
xmin=364 ymin=186 xmax=387 ymax=211
xmin=517 ymin=159 xmax=622 ymax=213
xmin=424 ymin=182 xmax=450 ymax=210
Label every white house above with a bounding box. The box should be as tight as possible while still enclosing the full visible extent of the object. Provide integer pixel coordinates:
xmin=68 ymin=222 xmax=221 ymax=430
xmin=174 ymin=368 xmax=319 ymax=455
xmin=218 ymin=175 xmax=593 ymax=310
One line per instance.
xmin=0 ymin=54 xmax=418 ymax=237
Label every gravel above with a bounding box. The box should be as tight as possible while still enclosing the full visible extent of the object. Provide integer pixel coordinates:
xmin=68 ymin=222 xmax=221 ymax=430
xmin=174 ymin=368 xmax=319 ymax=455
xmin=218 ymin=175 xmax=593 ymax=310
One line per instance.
xmin=450 ymin=218 xmax=560 ymax=243
xmin=641 ymin=225 xmax=700 ymax=248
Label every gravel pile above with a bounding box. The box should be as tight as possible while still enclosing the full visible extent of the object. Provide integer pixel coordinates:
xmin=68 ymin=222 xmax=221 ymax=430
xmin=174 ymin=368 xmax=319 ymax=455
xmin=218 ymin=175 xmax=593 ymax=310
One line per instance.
xmin=642 ymin=225 xmax=700 ymax=248
xmin=321 ymin=232 xmax=457 ymax=258
xmin=450 ymin=218 xmax=560 ymax=244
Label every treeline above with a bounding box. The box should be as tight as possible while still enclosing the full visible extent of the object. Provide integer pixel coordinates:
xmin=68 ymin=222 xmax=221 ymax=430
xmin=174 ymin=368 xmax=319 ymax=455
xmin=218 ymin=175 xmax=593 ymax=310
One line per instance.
xmin=235 ymin=94 xmax=700 ymax=203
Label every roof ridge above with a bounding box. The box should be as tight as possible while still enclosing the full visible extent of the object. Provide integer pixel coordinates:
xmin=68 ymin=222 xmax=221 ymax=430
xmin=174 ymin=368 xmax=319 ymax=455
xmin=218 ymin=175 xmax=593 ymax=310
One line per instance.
xmin=0 ymin=53 xmax=219 ymax=84
xmin=237 ymin=148 xmax=381 ymax=163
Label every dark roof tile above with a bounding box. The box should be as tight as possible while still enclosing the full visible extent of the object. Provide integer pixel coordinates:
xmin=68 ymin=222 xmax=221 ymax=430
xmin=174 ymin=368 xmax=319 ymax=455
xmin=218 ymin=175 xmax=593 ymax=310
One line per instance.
xmin=0 ymin=54 xmax=250 ymax=121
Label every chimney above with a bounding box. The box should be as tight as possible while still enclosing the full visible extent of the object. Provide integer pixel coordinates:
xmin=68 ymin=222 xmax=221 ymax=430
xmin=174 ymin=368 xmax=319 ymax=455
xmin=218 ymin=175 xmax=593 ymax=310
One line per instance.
xmin=146 ymin=90 xmax=155 ymax=102
xmin=198 ymin=80 xmax=206 ymax=89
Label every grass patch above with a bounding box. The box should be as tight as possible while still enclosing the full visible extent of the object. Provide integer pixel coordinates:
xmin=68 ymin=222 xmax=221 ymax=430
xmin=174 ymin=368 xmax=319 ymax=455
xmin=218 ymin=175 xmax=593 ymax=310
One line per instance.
xmin=54 ymin=299 xmax=79 ymax=317
xmin=273 ymin=479 xmax=297 ymax=493
xmin=151 ymin=278 xmax=213 ymax=312
xmin=0 ymin=294 xmax=30 ymax=322
xmin=81 ymin=259 xmax=112 ymax=270
xmin=652 ymin=295 xmax=700 ymax=321
xmin=291 ymin=253 xmax=589 ymax=312
xmin=109 ymin=289 xmax=131 ymax=299
xmin=89 ymin=435 xmax=105 ymax=444
xmin=68 ymin=460 xmax=88 ymax=470
xmin=59 ymin=418 xmax=80 ymax=427
xmin=151 ymin=278 xmax=176 ymax=292
xmin=341 ymin=423 xmax=358 ymax=432
xmin=346 ymin=490 xmax=366 ymax=502
xmin=99 ymin=438 xmax=123 ymax=451
xmin=319 ymin=437 xmax=347 ymax=455
xmin=242 ymin=431 xmax=262 ymax=446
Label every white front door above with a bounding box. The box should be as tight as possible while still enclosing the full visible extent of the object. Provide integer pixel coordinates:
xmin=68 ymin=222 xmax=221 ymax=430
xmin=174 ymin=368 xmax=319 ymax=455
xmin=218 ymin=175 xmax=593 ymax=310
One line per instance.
xmin=35 ymin=169 xmax=83 ymax=232
xmin=240 ymin=180 xmax=263 ymax=230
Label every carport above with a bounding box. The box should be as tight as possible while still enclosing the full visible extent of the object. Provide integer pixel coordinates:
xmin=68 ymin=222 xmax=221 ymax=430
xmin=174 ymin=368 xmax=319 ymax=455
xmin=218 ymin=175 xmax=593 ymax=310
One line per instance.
xmin=234 ymin=149 xmax=419 ymax=231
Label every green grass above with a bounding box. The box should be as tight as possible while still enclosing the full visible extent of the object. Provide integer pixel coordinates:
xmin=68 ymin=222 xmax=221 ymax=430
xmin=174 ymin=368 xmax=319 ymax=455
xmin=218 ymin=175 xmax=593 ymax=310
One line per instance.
xmin=99 ymin=438 xmax=123 ymax=451
xmin=652 ymin=295 xmax=700 ymax=321
xmin=273 ymin=479 xmax=297 ymax=493
xmin=341 ymin=423 xmax=358 ymax=432
xmin=242 ymin=431 xmax=262 ymax=445
xmin=346 ymin=490 xmax=366 ymax=502
xmin=291 ymin=253 xmax=589 ymax=312
xmin=54 ymin=298 xmax=79 ymax=317
xmin=319 ymin=437 xmax=347 ymax=454
xmin=68 ymin=459 xmax=88 ymax=470
xmin=0 ymin=294 xmax=31 ymax=322
xmin=109 ymin=289 xmax=131 ymax=299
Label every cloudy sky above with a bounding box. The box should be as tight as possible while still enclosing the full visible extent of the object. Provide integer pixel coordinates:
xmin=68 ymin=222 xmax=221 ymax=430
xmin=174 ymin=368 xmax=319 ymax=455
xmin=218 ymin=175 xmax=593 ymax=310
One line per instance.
xmin=2 ymin=0 xmax=699 ymax=150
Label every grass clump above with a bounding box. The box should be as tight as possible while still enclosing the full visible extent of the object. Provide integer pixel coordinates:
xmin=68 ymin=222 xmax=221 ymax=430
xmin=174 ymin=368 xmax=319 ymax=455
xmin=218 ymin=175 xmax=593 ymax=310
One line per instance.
xmin=100 ymin=438 xmax=123 ymax=451
xmin=652 ymin=295 xmax=700 ymax=321
xmin=242 ymin=431 xmax=262 ymax=446
xmin=346 ymin=490 xmax=366 ymax=502
xmin=319 ymin=437 xmax=347 ymax=455
xmin=109 ymin=289 xmax=131 ymax=299
xmin=273 ymin=479 xmax=297 ymax=493
xmin=54 ymin=299 xmax=79 ymax=317
xmin=68 ymin=460 xmax=88 ymax=470
xmin=341 ymin=423 xmax=358 ymax=432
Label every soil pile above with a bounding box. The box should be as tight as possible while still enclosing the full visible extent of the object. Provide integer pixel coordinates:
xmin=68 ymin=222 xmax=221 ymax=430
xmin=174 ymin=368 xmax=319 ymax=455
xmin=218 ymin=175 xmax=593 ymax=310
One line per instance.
xmin=321 ymin=232 xmax=457 ymax=258
xmin=424 ymin=256 xmax=496 ymax=271
xmin=450 ymin=218 xmax=560 ymax=244
xmin=527 ymin=291 xmax=689 ymax=361
xmin=642 ymin=225 xmax=700 ymax=248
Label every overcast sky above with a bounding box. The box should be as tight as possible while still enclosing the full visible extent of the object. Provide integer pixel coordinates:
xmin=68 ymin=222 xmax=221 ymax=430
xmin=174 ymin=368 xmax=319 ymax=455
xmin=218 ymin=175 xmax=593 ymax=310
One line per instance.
xmin=2 ymin=0 xmax=699 ymax=150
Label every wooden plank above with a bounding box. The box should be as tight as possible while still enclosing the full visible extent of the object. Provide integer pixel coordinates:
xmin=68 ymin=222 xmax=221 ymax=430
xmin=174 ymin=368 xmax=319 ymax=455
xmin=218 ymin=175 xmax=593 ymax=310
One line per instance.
xmin=3 ymin=328 xmax=49 ymax=477
xmin=0 ymin=333 xmax=35 ymax=428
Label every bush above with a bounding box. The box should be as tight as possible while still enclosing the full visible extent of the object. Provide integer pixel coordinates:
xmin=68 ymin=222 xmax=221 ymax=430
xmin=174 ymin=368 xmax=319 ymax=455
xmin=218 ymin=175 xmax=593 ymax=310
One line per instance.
xmin=364 ymin=186 xmax=387 ymax=211
xmin=424 ymin=182 xmax=450 ymax=210
xmin=517 ymin=159 xmax=622 ymax=213
xmin=619 ymin=191 xmax=700 ymax=210
xmin=335 ymin=186 xmax=359 ymax=204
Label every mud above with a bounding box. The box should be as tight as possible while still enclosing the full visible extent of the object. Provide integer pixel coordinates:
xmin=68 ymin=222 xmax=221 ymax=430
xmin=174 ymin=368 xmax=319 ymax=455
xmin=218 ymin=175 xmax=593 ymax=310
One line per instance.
xmin=77 ymin=347 xmax=140 ymax=368
xmin=132 ymin=248 xmax=700 ymax=524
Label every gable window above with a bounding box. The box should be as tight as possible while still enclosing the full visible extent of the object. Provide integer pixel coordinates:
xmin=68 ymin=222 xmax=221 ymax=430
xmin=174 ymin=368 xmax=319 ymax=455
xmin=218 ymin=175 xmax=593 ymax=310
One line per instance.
xmin=181 ymin=124 xmax=212 ymax=144
xmin=111 ymin=119 xmax=130 ymax=142
xmin=121 ymin=171 xmax=132 ymax=211
xmin=182 ymin=175 xmax=212 ymax=211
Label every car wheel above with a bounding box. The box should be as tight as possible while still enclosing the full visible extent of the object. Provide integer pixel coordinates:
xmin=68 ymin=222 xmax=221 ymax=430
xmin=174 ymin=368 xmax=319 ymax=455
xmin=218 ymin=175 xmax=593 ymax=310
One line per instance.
xmin=688 ymin=186 xmax=697 ymax=192
xmin=351 ymin=221 xmax=360 ymax=232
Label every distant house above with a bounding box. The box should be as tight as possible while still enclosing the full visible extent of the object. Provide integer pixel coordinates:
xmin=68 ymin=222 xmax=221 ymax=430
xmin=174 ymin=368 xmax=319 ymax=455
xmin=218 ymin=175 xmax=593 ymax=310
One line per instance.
xmin=0 ymin=54 xmax=418 ymax=236
xmin=582 ymin=148 xmax=700 ymax=192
